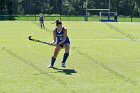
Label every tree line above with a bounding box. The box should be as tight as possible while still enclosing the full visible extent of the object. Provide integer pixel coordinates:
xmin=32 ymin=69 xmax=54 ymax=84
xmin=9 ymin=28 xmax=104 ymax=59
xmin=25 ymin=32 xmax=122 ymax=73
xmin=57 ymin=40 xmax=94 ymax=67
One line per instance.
xmin=0 ymin=0 xmax=140 ymax=16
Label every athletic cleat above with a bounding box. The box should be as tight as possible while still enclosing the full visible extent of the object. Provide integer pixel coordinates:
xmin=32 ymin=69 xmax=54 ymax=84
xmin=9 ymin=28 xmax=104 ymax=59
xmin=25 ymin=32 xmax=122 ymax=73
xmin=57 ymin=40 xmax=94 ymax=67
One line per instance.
xmin=61 ymin=63 xmax=66 ymax=68
xmin=48 ymin=65 xmax=54 ymax=68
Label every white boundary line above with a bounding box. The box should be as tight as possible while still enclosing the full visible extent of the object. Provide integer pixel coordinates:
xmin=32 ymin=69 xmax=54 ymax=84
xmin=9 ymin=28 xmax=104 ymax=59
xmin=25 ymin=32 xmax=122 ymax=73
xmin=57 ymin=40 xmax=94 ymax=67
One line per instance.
xmin=71 ymin=38 xmax=140 ymax=41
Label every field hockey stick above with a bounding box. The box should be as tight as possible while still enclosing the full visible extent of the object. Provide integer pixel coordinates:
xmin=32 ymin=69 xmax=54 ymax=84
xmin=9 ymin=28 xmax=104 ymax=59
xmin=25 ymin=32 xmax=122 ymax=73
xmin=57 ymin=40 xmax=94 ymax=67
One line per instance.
xmin=50 ymin=22 xmax=56 ymax=24
xmin=29 ymin=36 xmax=51 ymax=45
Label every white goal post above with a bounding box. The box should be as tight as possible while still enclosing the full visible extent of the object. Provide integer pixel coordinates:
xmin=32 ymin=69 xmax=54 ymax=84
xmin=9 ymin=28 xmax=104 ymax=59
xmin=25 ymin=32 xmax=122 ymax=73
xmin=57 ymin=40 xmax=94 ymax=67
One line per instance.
xmin=85 ymin=0 xmax=113 ymax=22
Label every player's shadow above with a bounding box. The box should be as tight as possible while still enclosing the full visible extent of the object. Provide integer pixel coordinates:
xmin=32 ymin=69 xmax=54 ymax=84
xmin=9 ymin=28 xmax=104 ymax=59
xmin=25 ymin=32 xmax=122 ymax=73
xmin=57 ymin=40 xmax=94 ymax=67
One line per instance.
xmin=53 ymin=68 xmax=77 ymax=75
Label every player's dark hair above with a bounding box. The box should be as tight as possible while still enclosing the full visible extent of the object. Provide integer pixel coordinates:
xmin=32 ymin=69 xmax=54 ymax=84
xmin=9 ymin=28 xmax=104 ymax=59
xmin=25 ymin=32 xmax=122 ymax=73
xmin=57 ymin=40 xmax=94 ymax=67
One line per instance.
xmin=56 ymin=21 xmax=62 ymax=26
xmin=56 ymin=19 xmax=59 ymax=23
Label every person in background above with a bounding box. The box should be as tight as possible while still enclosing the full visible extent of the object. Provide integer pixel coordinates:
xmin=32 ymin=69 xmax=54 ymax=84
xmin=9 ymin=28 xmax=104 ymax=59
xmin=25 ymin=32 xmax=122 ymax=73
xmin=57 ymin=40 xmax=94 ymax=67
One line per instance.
xmin=114 ymin=13 xmax=118 ymax=22
xmin=40 ymin=13 xmax=45 ymax=29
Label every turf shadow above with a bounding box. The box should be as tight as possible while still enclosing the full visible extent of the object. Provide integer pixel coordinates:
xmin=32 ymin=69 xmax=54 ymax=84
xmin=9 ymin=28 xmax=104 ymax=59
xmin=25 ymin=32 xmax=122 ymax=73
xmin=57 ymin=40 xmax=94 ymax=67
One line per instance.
xmin=53 ymin=68 xmax=77 ymax=75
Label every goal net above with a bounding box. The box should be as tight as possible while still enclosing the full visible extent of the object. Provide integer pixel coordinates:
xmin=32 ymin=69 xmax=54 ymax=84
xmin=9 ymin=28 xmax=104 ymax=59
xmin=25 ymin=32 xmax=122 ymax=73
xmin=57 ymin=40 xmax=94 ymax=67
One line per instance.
xmin=99 ymin=12 xmax=117 ymax=22
xmin=85 ymin=0 xmax=118 ymax=22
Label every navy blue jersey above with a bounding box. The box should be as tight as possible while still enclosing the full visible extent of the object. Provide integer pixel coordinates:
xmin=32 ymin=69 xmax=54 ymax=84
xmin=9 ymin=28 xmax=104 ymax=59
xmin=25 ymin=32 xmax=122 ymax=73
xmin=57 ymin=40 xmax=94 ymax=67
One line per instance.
xmin=40 ymin=16 xmax=44 ymax=22
xmin=55 ymin=27 xmax=70 ymax=44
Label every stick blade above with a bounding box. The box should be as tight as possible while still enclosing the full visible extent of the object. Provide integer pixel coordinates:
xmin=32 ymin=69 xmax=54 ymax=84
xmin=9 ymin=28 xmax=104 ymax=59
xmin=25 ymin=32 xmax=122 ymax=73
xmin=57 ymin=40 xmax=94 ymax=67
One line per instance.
xmin=29 ymin=36 xmax=32 ymax=40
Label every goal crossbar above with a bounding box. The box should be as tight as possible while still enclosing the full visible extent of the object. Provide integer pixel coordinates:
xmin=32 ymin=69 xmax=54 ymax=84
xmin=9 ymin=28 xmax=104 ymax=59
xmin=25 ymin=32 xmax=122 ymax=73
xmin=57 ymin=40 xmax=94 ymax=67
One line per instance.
xmin=87 ymin=9 xmax=110 ymax=11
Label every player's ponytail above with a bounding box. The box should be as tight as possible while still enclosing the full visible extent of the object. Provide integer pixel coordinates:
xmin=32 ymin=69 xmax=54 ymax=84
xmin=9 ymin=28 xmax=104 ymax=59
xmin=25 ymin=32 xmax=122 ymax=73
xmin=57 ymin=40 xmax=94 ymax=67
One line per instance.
xmin=56 ymin=21 xmax=62 ymax=26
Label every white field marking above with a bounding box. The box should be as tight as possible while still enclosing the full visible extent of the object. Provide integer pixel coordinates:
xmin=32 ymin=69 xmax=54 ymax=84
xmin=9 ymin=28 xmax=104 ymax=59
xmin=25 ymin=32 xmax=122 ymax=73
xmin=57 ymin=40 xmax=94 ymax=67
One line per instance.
xmin=103 ymin=22 xmax=140 ymax=24
xmin=114 ymin=22 xmax=140 ymax=24
xmin=71 ymin=38 xmax=140 ymax=41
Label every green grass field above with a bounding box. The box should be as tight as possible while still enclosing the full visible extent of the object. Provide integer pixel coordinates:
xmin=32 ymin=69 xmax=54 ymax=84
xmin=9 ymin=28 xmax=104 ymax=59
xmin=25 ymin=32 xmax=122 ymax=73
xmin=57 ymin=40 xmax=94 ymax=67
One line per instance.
xmin=1 ymin=15 xmax=140 ymax=22
xmin=0 ymin=21 xmax=140 ymax=93
xmin=13 ymin=16 xmax=140 ymax=22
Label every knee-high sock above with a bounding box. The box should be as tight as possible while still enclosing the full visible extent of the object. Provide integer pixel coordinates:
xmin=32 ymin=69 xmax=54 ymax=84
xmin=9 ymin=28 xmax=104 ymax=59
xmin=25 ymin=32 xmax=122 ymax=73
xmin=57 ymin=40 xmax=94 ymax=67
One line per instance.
xmin=51 ymin=57 xmax=56 ymax=66
xmin=62 ymin=53 xmax=69 ymax=64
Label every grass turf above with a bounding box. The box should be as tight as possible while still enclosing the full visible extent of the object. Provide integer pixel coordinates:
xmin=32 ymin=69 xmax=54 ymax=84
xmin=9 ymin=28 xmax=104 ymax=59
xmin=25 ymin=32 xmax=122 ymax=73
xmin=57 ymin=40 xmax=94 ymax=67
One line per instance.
xmin=1 ymin=16 xmax=140 ymax=22
xmin=0 ymin=21 xmax=140 ymax=93
xmin=13 ymin=16 xmax=140 ymax=22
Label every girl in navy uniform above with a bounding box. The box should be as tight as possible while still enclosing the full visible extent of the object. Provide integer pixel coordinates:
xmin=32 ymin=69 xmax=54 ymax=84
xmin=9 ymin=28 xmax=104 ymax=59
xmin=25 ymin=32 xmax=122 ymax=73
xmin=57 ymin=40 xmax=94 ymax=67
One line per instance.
xmin=40 ymin=13 xmax=45 ymax=28
xmin=48 ymin=21 xmax=70 ymax=68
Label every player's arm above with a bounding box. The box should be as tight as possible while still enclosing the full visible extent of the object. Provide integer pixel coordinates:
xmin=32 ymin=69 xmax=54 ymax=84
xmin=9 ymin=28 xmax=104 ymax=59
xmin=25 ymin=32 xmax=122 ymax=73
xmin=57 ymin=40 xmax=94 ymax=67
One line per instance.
xmin=43 ymin=16 xmax=45 ymax=20
xmin=50 ymin=30 xmax=57 ymax=45
xmin=39 ymin=16 xmax=41 ymax=21
xmin=57 ymin=29 xmax=67 ymax=46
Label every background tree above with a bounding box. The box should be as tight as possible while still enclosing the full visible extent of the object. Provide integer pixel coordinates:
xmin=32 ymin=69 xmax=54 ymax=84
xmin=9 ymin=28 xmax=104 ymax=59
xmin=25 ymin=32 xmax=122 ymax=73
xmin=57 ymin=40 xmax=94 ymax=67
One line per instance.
xmin=0 ymin=0 xmax=140 ymax=16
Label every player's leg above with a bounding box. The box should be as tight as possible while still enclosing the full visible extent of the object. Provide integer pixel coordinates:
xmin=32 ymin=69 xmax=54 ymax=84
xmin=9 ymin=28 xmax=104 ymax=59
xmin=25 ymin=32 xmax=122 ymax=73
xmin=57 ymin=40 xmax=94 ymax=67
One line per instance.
xmin=40 ymin=21 xmax=42 ymax=28
xmin=43 ymin=21 xmax=45 ymax=28
xmin=48 ymin=46 xmax=62 ymax=68
xmin=61 ymin=43 xmax=70 ymax=67
xmin=42 ymin=21 xmax=45 ymax=28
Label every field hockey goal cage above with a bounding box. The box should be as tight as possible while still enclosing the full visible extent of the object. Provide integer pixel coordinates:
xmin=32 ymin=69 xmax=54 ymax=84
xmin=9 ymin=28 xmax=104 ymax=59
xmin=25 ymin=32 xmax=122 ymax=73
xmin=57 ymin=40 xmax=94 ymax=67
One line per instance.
xmin=99 ymin=12 xmax=117 ymax=22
